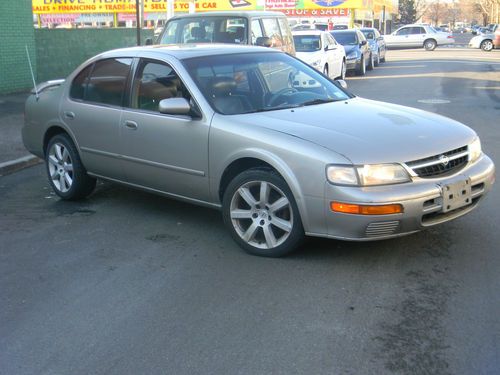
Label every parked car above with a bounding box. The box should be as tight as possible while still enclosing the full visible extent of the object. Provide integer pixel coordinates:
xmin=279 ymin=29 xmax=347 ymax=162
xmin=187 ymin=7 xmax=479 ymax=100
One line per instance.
xmin=360 ymin=27 xmax=387 ymax=65
xmin=468 ymin=32 xmax=496 ymax=51
xmin=292 ymin=22 xmax=329 ymax=31
xmin=494 ymin=27 xmax=500 ymax=48
xmin=22 ymin=45 xmax=495 ymax=257
xmin=330 ymin=29 xmax=373 ymax=75
xmin=332 ymin=24 xmax=348 ymax=30
xmin=384 ymin=24 xmax=455 ymax=50
xmin=154 ymin=11 xmax=295 ymax=55
xmin=292 ymin=30 xmax=346 ymax=79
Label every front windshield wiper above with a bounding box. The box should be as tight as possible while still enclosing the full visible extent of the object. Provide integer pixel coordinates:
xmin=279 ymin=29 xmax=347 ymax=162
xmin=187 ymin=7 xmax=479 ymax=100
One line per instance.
xmin=242 ymin=104 xmax=302 ymax=114
xmin=300 ymin=98 xmax=339 ymax=107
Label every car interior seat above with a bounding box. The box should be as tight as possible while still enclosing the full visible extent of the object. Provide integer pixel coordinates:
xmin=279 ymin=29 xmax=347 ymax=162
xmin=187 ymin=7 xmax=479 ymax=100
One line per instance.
xmin=207 ymin=76 xmax=252 ymax=115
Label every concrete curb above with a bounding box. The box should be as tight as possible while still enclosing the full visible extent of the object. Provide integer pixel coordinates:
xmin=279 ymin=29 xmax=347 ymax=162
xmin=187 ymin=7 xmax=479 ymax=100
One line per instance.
xmin=0 ymin=155 xmax=43 ymax=176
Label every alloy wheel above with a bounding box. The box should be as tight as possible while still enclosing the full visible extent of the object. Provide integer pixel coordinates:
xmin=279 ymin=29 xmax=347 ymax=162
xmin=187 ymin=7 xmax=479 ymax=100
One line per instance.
xmin=48 ymin=142 xmax=74 ymax=193
xmin=229 ymin=180 xmax=293 ymax=250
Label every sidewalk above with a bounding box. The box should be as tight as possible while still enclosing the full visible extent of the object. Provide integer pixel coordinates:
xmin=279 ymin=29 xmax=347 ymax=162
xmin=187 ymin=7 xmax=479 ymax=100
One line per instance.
xmin=0 ymin=91 xmax=42 ymax=176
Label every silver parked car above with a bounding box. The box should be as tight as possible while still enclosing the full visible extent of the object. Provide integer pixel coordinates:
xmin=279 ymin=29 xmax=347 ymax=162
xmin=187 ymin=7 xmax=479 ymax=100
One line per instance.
xmin=385 ymin=24 xmax=455 ymax=50
xmin=23 ymin=45 xmax=495 ymax=257
xmin=468 ymin=32 xmax=496 ymax=51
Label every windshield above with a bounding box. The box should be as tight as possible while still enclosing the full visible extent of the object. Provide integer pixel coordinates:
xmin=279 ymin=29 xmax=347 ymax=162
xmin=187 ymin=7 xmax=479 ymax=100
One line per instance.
xmin=160 ymin=17 xmax=248 ymax=44
xmin=331 ymin=32 xmax=357 ymax=45
xmin=293 ymin=35 xmax=321 ymax=52
xmin=361 ymin=30 xmax=375 ymax=40
xmin=183 ymin=52 xmax=351 ymax=115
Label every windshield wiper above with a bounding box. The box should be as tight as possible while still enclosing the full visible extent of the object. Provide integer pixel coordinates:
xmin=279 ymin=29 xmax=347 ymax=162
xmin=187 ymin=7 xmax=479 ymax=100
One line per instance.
xmin=300 ymin=98 xmax=338 ymax=107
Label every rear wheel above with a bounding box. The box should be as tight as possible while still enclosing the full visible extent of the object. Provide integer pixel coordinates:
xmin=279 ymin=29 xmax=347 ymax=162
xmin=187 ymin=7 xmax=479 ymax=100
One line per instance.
xmin=222 ymin=169 xmax=304 ymax=257
xmin=480 ymin=39 xmax=493 ymax=51
xmin=424 ymin=39 xmax=437 ymax=51
xmin=45 ymin=133 xmax=96 ymax=200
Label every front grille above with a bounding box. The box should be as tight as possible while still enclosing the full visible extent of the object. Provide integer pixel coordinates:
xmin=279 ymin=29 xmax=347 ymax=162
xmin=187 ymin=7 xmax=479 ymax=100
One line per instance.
xmin=405 ymin=146 xmax=468 ymax=178
xmin=365 ymin=221 xmax=400 ymax=237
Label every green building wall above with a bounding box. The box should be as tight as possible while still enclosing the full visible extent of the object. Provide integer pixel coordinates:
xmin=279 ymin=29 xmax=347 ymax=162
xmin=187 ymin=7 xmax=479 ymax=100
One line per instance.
xmin=35 ymin=29 xmax=154 ymax=83
xmin=0 ymin=0 xmax=37 ymax=94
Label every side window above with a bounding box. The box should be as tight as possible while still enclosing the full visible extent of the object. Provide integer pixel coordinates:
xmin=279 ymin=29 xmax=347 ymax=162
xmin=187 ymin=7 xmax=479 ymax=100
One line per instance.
xmin=85 ymin=58 xmax=132 ymax=106
xmin=262 ymin=18 xmax=283 ymax=47
xmin=251 ymin=19 xmax=263 ymax=45
xmin=411 ymin=27 xmax=425 ymax=34
xmin=70 ymin=64 xmax=93 ymax=100
xmin=132 ymin=59 xmax=189 ymax=112
xmin=397 ymin=27 xmax=410 ymax=36
xmin=326 ymin=34 xmax=337 ymax=45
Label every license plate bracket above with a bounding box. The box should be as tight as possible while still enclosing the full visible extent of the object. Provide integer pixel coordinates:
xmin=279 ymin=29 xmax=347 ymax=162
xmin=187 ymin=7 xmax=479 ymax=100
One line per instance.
xmin=441 ymin=178 xmax=472 ymax=213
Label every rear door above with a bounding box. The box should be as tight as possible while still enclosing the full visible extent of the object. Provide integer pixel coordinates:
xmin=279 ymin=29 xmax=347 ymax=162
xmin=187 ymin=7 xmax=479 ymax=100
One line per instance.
xmin=61 ymin=57 xmax=132 ymax=180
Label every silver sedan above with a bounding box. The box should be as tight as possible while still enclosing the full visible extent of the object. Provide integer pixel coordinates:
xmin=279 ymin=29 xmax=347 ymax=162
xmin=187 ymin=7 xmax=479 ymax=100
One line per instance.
xmin=22 ymin=45 xmax=495 ymax=257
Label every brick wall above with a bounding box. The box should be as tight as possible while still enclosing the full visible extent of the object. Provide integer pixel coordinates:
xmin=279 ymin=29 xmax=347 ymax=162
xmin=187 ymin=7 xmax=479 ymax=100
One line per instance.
xmin=0 ymin=0 xmax=37 ymax=94
xmin=35 ymin=29 xmax=153 ymax=83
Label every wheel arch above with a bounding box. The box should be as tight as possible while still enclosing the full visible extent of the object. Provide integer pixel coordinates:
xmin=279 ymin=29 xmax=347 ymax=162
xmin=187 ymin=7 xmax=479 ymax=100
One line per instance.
xmin=216 ymin=151 xmax=311 ymax=231
xmin=43 ymin=125 xmax=75 ymax=156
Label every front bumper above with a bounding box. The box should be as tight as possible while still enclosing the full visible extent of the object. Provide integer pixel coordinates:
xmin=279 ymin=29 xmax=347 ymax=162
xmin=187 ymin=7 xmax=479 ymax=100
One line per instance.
xmin=346 ymin=57 xmax=360 ymax=71
xmin=310 ymin=155 xmax=495 ymax=240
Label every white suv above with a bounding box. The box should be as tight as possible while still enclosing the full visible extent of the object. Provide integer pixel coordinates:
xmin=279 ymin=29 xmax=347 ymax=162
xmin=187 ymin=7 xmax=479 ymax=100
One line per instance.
xmin=384 ymin=24 xmax=455 ymax=50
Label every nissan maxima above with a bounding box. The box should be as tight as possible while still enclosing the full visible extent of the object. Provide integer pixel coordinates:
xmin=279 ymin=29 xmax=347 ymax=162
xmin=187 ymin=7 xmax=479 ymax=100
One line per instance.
xmin=22 ymin=45 xmax=495 ymax=257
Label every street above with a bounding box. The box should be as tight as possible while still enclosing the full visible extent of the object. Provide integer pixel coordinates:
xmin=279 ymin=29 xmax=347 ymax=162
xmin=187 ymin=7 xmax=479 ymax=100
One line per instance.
xmin=1 ymin=48 xmax=499 ymax=375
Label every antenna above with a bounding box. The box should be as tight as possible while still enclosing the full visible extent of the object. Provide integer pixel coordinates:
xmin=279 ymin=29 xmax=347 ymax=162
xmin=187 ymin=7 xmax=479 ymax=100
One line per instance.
xmin=25 ymin=45 xmax=39 ymax=101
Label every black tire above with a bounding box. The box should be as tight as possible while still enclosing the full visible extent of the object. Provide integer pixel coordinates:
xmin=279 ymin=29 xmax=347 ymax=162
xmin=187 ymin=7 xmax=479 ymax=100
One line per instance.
xmin=45 ymin=133 xmax=96 ymax=200
xmin=424 ymin=39 xmax=437 ymax=51
xmin=222 ymin=168 xmax=304 ymax=257
xmin=480 ymin=39 xmax=493 ymax=51
xmin=367 ymin=53 xmax=374 ymax=70
xmin=374 ymin=50 xmax=380 ymax=67
xmin=356 ymin=56 xmax=366 ymax=76
xmin=380 ymin=54 xmax=386 ymax=63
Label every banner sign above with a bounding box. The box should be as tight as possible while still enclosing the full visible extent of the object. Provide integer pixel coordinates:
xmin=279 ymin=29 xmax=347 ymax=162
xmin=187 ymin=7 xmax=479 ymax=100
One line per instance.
xmin=279 ymin=8 xmax=349 ymax=17
xmin=33 ymin=0 xmax=373 ymax=14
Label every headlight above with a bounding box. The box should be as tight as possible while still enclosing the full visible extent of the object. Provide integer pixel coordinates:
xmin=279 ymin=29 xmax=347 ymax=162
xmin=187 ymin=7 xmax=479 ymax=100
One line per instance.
xmin=327 ymin=164 xmax=411 ymax=186
xmin=469 ymin=137 xmax=482 ymax=162
xmin=346 ymin=51 xmax=358 ymax=59
xmin=356 ymin=164 xmax=411 ymax=186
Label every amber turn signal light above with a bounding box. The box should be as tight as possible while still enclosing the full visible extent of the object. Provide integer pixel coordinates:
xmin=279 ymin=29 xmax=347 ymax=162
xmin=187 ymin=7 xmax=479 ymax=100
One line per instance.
xmin=331 ymin=202 xmax=403 ymax=215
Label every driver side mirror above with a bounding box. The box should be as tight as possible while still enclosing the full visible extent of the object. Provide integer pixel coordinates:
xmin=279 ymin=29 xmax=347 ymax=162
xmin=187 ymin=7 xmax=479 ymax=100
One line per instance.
xmin=360 ymin=40 xmax=367 ymax=46
xmin=159 ymin=98 xmax=191 ymax=115
xmin=337 ymin=79 xmax=347 ymax=89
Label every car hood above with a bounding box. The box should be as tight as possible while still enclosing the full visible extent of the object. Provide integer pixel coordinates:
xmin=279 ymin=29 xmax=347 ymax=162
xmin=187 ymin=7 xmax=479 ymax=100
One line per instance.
xmin=343 ymin=45 xmax=358 ymax=55
xmin=241 ymin=98 xmax=475 ymax=164
xmin=296 ymin=51 xmax=323 ymax=63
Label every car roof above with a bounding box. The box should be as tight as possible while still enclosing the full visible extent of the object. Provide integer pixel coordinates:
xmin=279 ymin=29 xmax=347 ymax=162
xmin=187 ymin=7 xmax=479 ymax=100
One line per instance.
xmin=168 ymin=11 xmax=285 ymax=19
xmin=292 ymin=30 xmax=325 ymax=36
xmin=330 ymin=29 xmax=357 ymax=33
xmin=97 ymin=44 xmax=277 ymax=61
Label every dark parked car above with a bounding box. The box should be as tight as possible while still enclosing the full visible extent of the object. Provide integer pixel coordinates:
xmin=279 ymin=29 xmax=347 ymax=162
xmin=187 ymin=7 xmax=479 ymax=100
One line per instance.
xmin=360 ymin=27 xmax=387 ymax=66
xmin=330 ymin=29 xmax=373 ymax=75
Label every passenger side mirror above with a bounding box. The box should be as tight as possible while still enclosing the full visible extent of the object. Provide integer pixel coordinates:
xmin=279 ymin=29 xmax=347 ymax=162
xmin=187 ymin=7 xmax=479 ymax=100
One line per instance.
xmin=159 ymin=98 xmax=191 ymax=115
xmin=361 ymin=40 xmax=367 ymax=46
xmin=336 ymin=79 xmax=348 ymax=89
xmin=256 ymin=36 xmax=272 ymax=48
xmin=145 ymin=37 xmax=153 ymax=46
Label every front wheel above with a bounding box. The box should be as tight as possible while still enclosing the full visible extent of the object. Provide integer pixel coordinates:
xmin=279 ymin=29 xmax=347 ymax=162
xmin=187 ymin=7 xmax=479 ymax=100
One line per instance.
xmin=222 ymin=169 xmax=304 ymax=257
xmin=356 ymin=56 xmax=366 ymax=76
xmin=367 ymin=53 xmax=374 ymax=70
xmin=480 ymin=39 xmax=493 ymax=51
xmin=45 ymin=133 xmax=96 ymax=200
xmin=424 ymin=39 xmax=437 ymax=51
xmin=374 ymin=50 xmax=380 ymax=66
xmin=338 ymin=60 xmax=346 ymax=80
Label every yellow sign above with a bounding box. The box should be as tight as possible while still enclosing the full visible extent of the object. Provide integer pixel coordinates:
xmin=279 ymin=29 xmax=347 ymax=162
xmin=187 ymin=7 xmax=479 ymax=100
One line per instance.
xmin=32 ymin=0 xmax=373 ymax=14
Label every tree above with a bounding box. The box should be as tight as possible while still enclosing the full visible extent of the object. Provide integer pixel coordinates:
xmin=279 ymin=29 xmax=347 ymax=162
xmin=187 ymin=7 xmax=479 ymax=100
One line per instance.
xmin=398 ymin=0 xmax=429 ymax=24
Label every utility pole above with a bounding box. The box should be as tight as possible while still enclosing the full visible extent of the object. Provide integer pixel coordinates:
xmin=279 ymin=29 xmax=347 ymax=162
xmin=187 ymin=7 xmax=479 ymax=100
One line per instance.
xmin=136 ymin=0 xmax=141 ymax=45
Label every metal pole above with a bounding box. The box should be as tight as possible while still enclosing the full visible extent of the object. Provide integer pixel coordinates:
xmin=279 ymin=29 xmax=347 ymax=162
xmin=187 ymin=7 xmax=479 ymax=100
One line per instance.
xmin=136 ymin=0 xmax=141 ymax=45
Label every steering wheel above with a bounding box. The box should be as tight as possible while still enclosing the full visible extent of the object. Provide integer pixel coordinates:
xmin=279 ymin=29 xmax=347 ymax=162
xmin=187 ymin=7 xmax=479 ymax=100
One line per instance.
xmin=267 ymin=87 xmax=298 ymax=107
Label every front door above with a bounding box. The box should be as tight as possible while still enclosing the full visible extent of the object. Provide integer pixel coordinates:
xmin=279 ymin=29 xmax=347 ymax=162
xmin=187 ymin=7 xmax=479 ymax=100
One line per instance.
xmin=120 ymin=58 xmax=211 ymax=202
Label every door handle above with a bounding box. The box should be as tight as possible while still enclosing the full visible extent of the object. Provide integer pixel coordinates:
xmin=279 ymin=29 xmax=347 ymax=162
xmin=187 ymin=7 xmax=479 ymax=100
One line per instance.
xmin=64 ymin=111 xmax=75 ymax=119
xmin=124 ymin=120 xmax=138 ymax=130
